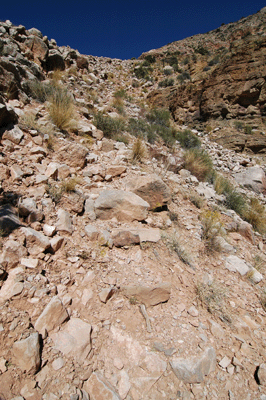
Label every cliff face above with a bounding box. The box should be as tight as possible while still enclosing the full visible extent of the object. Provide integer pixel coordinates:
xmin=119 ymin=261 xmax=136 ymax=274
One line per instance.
xmin=145 ymin=7 xmax=266 ymax=125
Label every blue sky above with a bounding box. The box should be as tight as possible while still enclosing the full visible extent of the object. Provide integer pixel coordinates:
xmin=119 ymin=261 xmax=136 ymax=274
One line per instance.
xmin=2 ymin=1 xmax=266 ymax=59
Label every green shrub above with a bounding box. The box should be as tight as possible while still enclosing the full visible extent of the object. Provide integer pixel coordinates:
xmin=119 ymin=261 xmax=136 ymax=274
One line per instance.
xmin=158 ymin=78 xmax=174 ymax=87
xmin=183 ymin=149 xmax=213 ymax=181
xmin=144 ymin=54 xmax=156 ymax=64
xmin=134 ymin=63 xmax=153 ymax=80
xmin=225 ymin=190 xmax=246 ymax=216
xmin=176 ymin=129 xmax=201 ymax=149
xmin=177 ymin=71 xmax=191 ymax=84
xmin=244 ymin=124 xmax=253 ymax=135
xmin=113 ymin=88 xmax=127 ymax=99
xmin=94 ymin=111 xmax=125 ymax=138
xmin=127 ymin=118 xmax=150 ymax=138
xmin=28 ymin=80 xmax=54 ymax=102
xmin=234 ymin=121 xmax=244 ymax=131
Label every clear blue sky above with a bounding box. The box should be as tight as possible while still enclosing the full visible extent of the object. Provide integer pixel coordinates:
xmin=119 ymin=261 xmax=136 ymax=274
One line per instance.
xmin=2 ymin=1 xmax=266 ymax=59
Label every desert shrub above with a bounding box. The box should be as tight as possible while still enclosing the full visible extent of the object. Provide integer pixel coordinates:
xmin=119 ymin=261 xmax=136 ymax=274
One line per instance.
xmin=196 ymin=281 xmax=230 ymax=322
xmin=132 ymin=138 xmax=146 ymax=162
xmin=200 ymin=210 xmax=224 ymax=251
xmin=176 ymin=129 xmax=201 ymax=149
xmin=61 ymin=177 xmax=79 ymax=193
xmin=144 ymin=54 xmax=156 ymax=64
xmin=234 ymin=121 xmax=244 ymax=131
xmin=244 ymin=124 xmax=253 ymax=135
xmin=27 ymin=80 xmax=54 ymax=102
xmin=134 ymin=63 xmax=153 ymax=80
xmin=127 ymin=118 xmax=150 ymax=138
xmin=48 ymin=86 xmax=75 ymax=131
xmin=164 ymin=232 xmax=195 ymax=269
xmin=183 ymin=149 xmax=213 ymax=181
xmin=208 ymin=56 xmax=220 ymax=66
xmin=158 ymin=78 xmax=174 ymax=87
xmin=45 ymin=183 xmax=63 ymax=203
xmin=225 ymin=190 xmax=246 ymax=216
xmin=195 ymin=45 xmax=209 ymax=55
xmin=112 ymin=97 xmax=125 ymax=115
xmin=214 ymin=174 xmax=232 ymax=195
xmin=113 ymin=88 xmax=127 ymax=99
xmin=177 ymin=71 xmax=191 ymax=83
xmin=146 ymin=108 xmax=176 ymax=146
xmin=189 ymin=193 xmax=205 ymax=209
xmin=94 ymin=111 xmax=125 ymax=138
xmin=146 ymin=108 xmax=171 ymax=127
xmin=243 ymin=197 xmax=266 ymax=234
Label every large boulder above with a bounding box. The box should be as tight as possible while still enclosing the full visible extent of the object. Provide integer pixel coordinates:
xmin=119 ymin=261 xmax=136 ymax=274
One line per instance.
xmin=24 ymin=35 xmax=48 ymax=64
xmin=234 ymin=166 xmax=266 ymax=194
xmin=126 ymin=174 xmax=171 ymax=210
xmin=94 ymin=190 xmax=149 ymax=222
xmin=45 ymin=49 xmax=65 ymax=71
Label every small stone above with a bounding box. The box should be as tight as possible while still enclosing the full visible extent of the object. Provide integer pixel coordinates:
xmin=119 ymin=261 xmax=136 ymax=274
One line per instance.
xmin=52 ymin=357 xmax=65 ymax=371
xmin=219 ymin=356 xmax=231 ymax=369
xmin=113 ymin=358 xmax=124 ymax=370
xmin=258 ymin=363 xmax=266 ymax=385
xmin=20 ymin=257 xmax=39 ymax=269
xmin=43 ymin=224 xmax=56 ymax=237
xmin=34 ymin=296 xmax=69 ymax=337
xmin=187 ymin=305 xmax=199 ymax=317
xmin=0 ymin=357 xmax=7 ymax=373
xmin=99 ymin=288 xmax=115 ymax=303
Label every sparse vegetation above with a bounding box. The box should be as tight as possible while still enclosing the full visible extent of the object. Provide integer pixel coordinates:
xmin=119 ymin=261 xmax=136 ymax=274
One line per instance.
xmin=94 ymin=111 xmax=125 ymax=138
xmin=243 ymin=197 xmax=266 ymax=234
xmin=164 ymin=232 xmax=195 ymax=269
xmin=158 ymin=78 xmax=174 ymax=87
xmin=176 ymin=129 xmax=201 ymax=149
xmin=131 ymin=138 xmax=146 ymax=162
xmin=196 ymin=280 xmax=231 ymax=322
xmin=47 ymin=86 xmax=75 ymax=131
xmin=200 ymin=210 xmax=224 ymax=252
xmin=183 ymin=148 xmax=213 ymax=181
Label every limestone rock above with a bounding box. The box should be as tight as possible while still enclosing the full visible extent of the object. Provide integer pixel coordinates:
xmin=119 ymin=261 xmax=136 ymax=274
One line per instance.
xmin=225 ymin=255 xmax=250 ymax=276
xmin=0 ymin=266 xmax=24 ymax=304
xmin=234 ymin=166 xmax=266 ymax=194
xmin=170 ymin=347 xmax=216 ymax=383
xmin=106 ymin=165 xmax=127 ymax=178
xmin=34 ymin=296 xmax=68 ymax=337
xmin=51 ymin=318 xmax=91 ymax=362
xmin=0 ymin=239 xmax=27 ymax=268
xmin=126 ymin=174 xmax=171 ymax=210
xmin=95 ymin=190 xmax=149 ymax=222
xmin=18 ymin=198 xmax=37 ymax=216
xmin=2 ymin=125 xmax=24 ymax=144
xmin=112 ymin=230 xmax=140 ymax=247
xmin=50 ymin=236 xmax=64 ymax=252
xmin=56 ymin=209 xmax=73 ymax=234
xmin=21 ymin=227 xmax=50 ymax=255
xmin=83 ymin=372 xmax=121 ymax=400
xmin=12 ymin=332 xmax=41 ymax=374
xmin=258 ymin=363 xmax=266 ymax=386
xmin=121 ymin=283 xmax=171 ymax=307
xmin=54 ymin=140 xmax=88 ymax=168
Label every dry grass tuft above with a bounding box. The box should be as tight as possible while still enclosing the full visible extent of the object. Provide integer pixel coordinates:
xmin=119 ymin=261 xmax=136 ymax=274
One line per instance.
xmin=243 ymin=197 xmax=266 ymax=235
xmin=183 ymin=149 xmax=213 ymax=181
xmin=132 ymin=138 xmax=146 ymax=162
xmin=196 ymin=281 xmax=231 ymax=322
xmin=47 ymin=87 xmax=75 ymax=131
xmin=200 ymin=210 xmax=224 ymax=252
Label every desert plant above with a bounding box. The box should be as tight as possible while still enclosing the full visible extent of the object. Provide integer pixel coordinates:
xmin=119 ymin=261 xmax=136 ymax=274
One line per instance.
xmin=214 ymin=174 xmax=232 ymax=195
xmin=27 ymin=80 xmax=54 ymax=103
xmin=244 ymin=124 xmax=253 ymax=135
xmin=196 ymin=280 xmax=230 ymax=322
xmin=47 ymin=86 xmax=75 ymax=131
xmin=243 ymin=197 xmax=266 ymax=234
xmin=177 ymin=71 xmax=191 ymax=83
xmin=183 ymin=149 xmax=213 ymax=181
xmin=158 ymin=78 xmax=174 ymax=87
xmin=164 ymin=232 xmax=195 ymax=269
xmin=93 ymin=111 xmax=125 ymax=138
xmin=200 ymin=210 xmax=224 ymax=252
xmin=45 ymin=183 xmax=63 ymax=203
xmin=234 ymin=121 xmax=244 ymax=131
xmin=132 ymin=138 xmax=146 ymax=162
xmin=189 ymin=192 xmax=205 ymax=209
xmin=176 ymin=129 xmax=201 ymax=149
xmin=61 ymin=177 xmax=79 ymax=193
xmin=225 ymin=190 xmax=246 ymax=216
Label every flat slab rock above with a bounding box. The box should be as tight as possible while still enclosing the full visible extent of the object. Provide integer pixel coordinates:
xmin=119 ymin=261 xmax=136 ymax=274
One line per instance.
xmin=51 ymin=318 xmax=91 ymax=362
xmin=170 ymin=347 xmax=216 ymax=383
xmin=94 ymin=190 xmax=149 ymax=222
xmin=12 ymin=332 xmax=41 ymax=375
xmin=225 ymin=255 xmax=250 ymax=276
xmin=83 ymin=372 xmax=121 ymax=400
xmin=121 ymin=283 xmax=171 ymax=307
xmin=34 ymin=296 xmax=68 ymax=337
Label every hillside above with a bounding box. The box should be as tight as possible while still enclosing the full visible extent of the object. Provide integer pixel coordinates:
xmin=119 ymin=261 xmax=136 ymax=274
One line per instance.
xmin=0 ymin=10 xmax=266 ymax=400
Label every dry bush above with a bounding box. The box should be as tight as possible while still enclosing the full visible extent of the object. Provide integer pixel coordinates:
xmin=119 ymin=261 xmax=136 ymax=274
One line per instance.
xmin=47 ymin=87 xmax=75 ymax=131
xmin=243 ymin=197 xmax=266 ymax=235
xmin=214 ymin=173 xmax=232 ymax=195
xmin=200 ymin=210 xmax=224 ymax=252
xmin=61 ymin=177 xmax=79 ymax=193
xmin=183 ymin=149 xmax=213 ymax=181
xmin=196 ymin=281 xmax=231 ymax=322
xmin=164 ymin=232 xmax=195 ymax=269
xmin=131 ymin=138 xmax=146 ymax=162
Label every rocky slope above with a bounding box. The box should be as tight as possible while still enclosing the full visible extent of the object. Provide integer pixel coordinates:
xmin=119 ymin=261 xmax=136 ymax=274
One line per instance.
xmin=0 ymin=13 xmax=266 ymax=400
